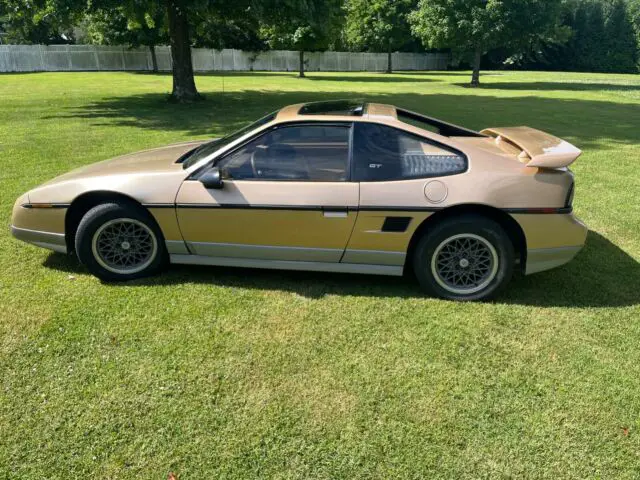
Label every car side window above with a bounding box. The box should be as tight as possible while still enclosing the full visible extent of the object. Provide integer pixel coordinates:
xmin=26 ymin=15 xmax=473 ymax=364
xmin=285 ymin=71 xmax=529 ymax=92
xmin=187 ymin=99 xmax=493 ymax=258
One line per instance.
xmin=217 ymin=124 xmax=350 ymax=182
xmin=353 ymin=122 xmax=467 ymax=182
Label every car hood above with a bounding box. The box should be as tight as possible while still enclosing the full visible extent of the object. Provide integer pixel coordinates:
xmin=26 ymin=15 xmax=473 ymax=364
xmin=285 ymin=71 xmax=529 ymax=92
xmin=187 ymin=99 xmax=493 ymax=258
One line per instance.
xmin=41 ymin=140 xmax=207 ymax=185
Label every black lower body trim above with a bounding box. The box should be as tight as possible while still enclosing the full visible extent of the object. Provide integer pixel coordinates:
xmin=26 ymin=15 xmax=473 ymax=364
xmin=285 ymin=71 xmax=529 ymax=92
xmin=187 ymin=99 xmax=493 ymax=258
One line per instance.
xmin=504 ymin=207 xmax=573 ymax=214
xmin=21 ymin=203 xmax=70 ymax=209
xmin=142 ymin=203 xmax=175 ymax=209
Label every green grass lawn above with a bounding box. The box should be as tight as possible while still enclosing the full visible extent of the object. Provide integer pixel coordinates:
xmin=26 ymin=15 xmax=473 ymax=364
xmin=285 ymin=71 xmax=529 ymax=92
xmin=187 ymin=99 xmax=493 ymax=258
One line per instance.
xmin=1 ymin=70 xmax=639 ymax=479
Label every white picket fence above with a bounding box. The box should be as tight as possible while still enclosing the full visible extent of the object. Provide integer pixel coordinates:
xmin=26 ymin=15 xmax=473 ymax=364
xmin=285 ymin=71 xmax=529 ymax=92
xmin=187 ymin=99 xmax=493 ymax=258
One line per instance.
xmin=0 ymin=44 xmax=450 ymax=73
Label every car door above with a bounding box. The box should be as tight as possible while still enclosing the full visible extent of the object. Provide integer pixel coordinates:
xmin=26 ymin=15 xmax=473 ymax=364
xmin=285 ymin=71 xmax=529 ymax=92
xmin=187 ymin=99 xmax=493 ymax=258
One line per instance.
xmin=343 ymin=121 xmax=468 ymax=266
xmin=175 ymin=122 xmax=358 ymax=263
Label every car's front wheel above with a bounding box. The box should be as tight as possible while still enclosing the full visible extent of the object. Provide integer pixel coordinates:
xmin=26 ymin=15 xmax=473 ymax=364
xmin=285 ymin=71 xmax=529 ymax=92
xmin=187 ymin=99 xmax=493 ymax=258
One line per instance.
xmin=413 ymin=216 xmax=514 ymax=301
xmin=75 ymin=203 xmax=168 ymax=281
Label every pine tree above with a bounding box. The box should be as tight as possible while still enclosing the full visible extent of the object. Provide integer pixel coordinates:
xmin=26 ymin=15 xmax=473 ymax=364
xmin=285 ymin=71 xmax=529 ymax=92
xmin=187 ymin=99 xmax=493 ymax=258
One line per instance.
xmin=582 ymin=1 xmax=607 ymax=71
xmin=603 ymin=0 xmax=637 ymax=72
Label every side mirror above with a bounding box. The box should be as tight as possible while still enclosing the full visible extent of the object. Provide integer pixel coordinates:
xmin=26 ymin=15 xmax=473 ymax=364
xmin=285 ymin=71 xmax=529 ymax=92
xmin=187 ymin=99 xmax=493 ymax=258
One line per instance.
xmin=199 ymin=167 xmax=224 ymax=189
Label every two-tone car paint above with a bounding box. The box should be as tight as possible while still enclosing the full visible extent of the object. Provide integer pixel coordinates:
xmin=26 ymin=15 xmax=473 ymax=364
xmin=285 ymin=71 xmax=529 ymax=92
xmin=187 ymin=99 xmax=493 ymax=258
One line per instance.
xmin=12 ymin=102 xmax=587 ymax=280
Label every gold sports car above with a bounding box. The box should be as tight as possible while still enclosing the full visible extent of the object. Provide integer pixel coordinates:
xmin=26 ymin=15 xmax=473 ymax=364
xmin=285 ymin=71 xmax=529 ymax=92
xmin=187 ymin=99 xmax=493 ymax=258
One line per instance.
xmin=11 ymin=100 xmax=587 ymax=300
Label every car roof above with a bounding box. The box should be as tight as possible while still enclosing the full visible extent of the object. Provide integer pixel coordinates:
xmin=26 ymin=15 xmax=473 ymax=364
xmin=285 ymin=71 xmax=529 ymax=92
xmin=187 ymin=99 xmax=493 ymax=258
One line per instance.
xmin=275 ymin=101 xmax=398 ymax=123
xmin=274 ymin=100 xmax=484 ymax=139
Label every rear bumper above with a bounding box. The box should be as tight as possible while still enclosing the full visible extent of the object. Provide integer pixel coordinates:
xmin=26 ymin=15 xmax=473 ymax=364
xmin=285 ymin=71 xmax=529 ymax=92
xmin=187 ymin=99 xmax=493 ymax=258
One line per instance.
xmin=515 ymin=213 xmax=588 ymax=275
xmin=525 ymin=245 xmax=583 ymax=275
xmin=11 ymin=225 xmax=67 ymax=254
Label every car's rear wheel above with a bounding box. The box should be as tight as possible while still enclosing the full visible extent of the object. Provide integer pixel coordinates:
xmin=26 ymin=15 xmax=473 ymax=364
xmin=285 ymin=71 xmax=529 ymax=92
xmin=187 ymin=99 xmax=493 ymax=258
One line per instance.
xmin=75 ymin=203 xmax=167 ymax=281
xmin=413 ymin=216 xmax=514 ymax=301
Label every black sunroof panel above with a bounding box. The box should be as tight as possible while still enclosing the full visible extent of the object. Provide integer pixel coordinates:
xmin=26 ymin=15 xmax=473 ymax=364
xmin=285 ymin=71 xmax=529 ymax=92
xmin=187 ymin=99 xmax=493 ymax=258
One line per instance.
xmin=298 ymin=100 xmax=364 ymax=116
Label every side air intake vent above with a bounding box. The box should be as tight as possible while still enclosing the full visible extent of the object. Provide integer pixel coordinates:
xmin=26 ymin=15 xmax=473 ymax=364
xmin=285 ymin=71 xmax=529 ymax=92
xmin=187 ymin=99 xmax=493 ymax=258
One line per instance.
xmin=382 ymin=217 xmax=412 ymax=233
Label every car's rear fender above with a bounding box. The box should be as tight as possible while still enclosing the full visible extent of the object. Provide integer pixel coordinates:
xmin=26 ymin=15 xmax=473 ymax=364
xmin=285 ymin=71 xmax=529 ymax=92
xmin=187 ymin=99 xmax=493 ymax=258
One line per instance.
xmin=405 ymin=204 xmax=528 ymax=273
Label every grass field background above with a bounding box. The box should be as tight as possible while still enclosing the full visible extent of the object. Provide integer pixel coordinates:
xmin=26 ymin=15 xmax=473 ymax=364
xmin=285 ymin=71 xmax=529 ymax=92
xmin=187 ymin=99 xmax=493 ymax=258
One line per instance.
xmin=1 ymin=70 xmax=639 ymax=478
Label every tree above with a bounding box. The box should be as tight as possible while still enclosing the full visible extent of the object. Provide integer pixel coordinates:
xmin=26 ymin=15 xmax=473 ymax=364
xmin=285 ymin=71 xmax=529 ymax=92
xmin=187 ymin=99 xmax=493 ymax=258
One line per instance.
xmin=262 ymin=25 xmax=323 ymax=77
xmin=32 ymin=0 xmax=338 ymax=100
xmin=409 ymin=0 xmax=564 ymax=86
xmin=345 ymin=0 xmax=415 ymax=73
xmin=568 ymin=0 xmax=591 ymax=70
xmin=86 ymin=5 xmax=166 ymax=72
xmin=630 ymin=0 xmax=640 ymax=55
xmin=93 ymin=0 xmax=200 ymax=101
xmin=41 ymin=0 xmax=198 ymax=101
xmin=603 ymin=0 xmax=637 ymax=73
xmin=0 ymin=0 xmax=76 ymax=44
xmin=542 ymin=0 xmax=638 ymax=74
xmin=261 ymin=0 xmax=343 ymax=77
xmin=583 ymin=1 xmax=607 ymax=70
xmin=159 ymin=0 xmax=198 ymax=101
xmin=159 ymin=0 xmax=278 ymax=100
xmin=48 ymin=0 xmax=261 ymax=102
xmin=630 ymin=0 xmax=640 ymax=58
xmin=193 ymin=16 xmax=266 ymax=52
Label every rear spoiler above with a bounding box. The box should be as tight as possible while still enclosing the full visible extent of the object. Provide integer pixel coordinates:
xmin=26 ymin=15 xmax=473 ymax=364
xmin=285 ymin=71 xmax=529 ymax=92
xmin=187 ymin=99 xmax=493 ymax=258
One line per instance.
xmin=481 ymin=126 xmax=581 ymax=169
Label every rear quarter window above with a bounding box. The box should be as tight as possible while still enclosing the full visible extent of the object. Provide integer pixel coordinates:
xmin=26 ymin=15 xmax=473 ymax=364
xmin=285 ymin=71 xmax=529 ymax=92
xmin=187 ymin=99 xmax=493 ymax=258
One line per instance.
xmin=353 ymin=123 xmax=467 ymax=182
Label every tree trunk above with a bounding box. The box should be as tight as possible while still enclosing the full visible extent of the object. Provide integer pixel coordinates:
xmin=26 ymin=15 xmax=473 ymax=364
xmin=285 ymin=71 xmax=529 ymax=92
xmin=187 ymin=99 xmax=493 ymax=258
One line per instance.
xmin=167 ymin=0 xmax=201 ymax=102
xmin=149 ymin=44 xmax=158 ymax=73
xmin=298 ymin=50 xmax=305 ymax=78
xmin=386 ymin=41 xmax=392 ymax=74
xmin=470 ymin=45 xmax=482 ymax=87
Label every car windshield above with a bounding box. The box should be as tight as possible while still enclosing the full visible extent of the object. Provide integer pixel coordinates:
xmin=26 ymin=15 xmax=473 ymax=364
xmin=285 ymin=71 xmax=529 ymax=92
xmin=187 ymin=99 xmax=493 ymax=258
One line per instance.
xmin=182 ymin=111 xmax=278 ymax=168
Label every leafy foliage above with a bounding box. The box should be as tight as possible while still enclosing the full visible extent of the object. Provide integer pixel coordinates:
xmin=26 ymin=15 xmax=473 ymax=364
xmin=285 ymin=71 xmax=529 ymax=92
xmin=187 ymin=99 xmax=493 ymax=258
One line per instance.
xmin=345 ymin=0 xmax=415 ymax=52
xmin=2 ymin=0 xmax=640 ymax=82
xmin=408 ymin=0 xmax=564 ymax=84
xmin=631 ymin=0 xmax=640 ymax=59
xmin=84 ymin=5 xmax=166 ymax=49
xmin=261 ymin=0 xmax=343 ymax=52
xmin=260 ymin=0 xmax=344 ymax=76
xmin=409 ymin=0 xmax=564 ymax=57
xmin=603 ymin=0 xmax=637 ymax=72
xmin=84 ymin=3 xmax=266 ymax=52
xmin=511 ymin=0 xmax=638 ymax=74
xmin=193 ymin=16 xmax=267 ymax=51
xmin=344 ymin=0 xmax=417 ymax=72
xmin=0 ymin=0 xmax=76 ymax=44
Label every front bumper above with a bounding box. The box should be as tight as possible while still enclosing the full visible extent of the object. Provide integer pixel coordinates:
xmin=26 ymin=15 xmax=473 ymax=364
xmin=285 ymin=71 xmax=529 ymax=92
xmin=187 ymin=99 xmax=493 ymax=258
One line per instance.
xmin=11 ymin=225 xmax=68 ymax=254
xmin=11 ymin=195 xmax=68 ymax=254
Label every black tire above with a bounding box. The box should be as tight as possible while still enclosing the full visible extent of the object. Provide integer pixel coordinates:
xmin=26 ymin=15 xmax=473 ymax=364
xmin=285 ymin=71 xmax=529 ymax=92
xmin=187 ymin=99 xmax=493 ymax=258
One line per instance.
xmin=75 ymin=202 xmax=168 ymax=282
xmin=412 ymin=215 xmax=514 ymax=301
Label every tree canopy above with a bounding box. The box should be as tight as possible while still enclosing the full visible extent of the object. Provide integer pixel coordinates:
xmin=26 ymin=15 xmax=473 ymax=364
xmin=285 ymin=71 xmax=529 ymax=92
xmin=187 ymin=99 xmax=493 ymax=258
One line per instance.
xmin=409 ymin=0 xmax=566 ymax=86
xmin=1 ymin=0 xmax=639 ymax=100
xmin=0 ymin=0 xmax=76 ymax=44
xmin=631 ymin=0 xmax=640 ymax=52
xmin=504 ymin=0 xmax=638 ymax=73
xmin=85 ymin=4 xmax=166 ymax=71
xmin=603 ymin=0 xmax=637 ymax=71
xmin=345 ymin=0 xmax=416 ymax=73
xmin=261 ymin=0 xmax=344 ymax=77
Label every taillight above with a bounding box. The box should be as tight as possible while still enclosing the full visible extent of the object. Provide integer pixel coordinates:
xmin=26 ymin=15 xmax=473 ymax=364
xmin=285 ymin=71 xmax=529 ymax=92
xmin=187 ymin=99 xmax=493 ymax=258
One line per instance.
xmin=565 ymin=182 xmax=575 ymax=209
